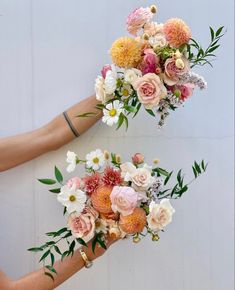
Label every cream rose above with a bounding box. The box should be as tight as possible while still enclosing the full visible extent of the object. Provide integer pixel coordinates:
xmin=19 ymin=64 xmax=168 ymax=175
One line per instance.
xmin=147 ymin=199 xmax=175 ymax=231
xmin=133 ymin=73 xmax=167 ymax=109
xmin=95 ymin=76 xmax=114 ymax=104
xmin=130 ymin=165 xmax=155 ymax=191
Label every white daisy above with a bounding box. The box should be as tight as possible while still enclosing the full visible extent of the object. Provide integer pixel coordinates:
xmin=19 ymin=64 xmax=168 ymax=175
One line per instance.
xmin=120 ymin=84 xmax=133 ymax=100
xmin=102 ymin=100 xmax=124 ymax=126
xmin=86 ymin=149 xmax=105 ymax=171
xmin=57 ymin=184 xmax=86 ymax=214
xmin=66 ymin=151 xmax=77 ymax=173
xmin=95 ymin=218 xmax=108 ymax=234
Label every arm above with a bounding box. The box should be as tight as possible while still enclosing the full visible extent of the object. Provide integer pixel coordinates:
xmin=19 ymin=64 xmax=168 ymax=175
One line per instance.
xmin=0 ymin=95 xmax=101 ymax=172
xmin=0 ymin=236 xmax=116 ymax=290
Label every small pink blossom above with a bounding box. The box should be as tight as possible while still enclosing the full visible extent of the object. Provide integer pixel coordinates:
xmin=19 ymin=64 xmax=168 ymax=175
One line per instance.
xmin=126 ymin=7 xmax=153 ymax=36
xmin=132 ymin=153 xmax=145 ymax=165
xmin=169 ymin=83 xmax=195 ymax=101
xmin=110 ymin=186 xmax=138 ymax=216
xmin=139 ymin=49 xmax=159 ymax=75
xmin=101 ymin=65 xmax=112 ymax=79
xmin=67 ymin=177 xmax=84 ymax=189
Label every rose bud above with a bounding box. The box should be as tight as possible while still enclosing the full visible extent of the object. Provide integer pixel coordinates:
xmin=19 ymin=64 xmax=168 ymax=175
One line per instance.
xmin=132 ymin=153 xmax=145 ymax=165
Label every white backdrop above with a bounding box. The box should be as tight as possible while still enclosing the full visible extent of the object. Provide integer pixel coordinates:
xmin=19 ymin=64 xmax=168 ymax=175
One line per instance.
xmin=0 ymin=1 xmax=234 ymax=290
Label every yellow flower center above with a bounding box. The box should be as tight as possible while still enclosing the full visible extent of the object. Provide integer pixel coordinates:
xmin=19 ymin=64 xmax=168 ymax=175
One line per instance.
xmin=93 ymin=157 xmax=99 ymax=164
xmin=109 ymin=108 xmax=117 ymax=117
xmin=122 ymin=89 xmax=129 ymax=97
xmin=69 ymin=195 xmax=76 ymax=202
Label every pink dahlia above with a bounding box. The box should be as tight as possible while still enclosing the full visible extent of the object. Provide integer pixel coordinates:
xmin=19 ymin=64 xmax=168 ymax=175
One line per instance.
xmin=126 ymin=7 xmax=153 ymax=36
xmin=163 ymin=18 xmax=191 ymax=48
xmin=102 ymin=167 xmax=122 ymax=187
xmin=83 ymin=173 xmax=102 ymax=196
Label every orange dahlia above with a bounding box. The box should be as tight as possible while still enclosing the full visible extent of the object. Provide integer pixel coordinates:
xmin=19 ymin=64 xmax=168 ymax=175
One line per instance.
xmin=110 ymin=37 xmax=142 ymax=68
xmin=91 ymin=185 xmax=113 ymax=214
xmin=119 ymin=208 xmax=146 ymax=234
xmin=163 ymin=18 xmax=191 ymax=48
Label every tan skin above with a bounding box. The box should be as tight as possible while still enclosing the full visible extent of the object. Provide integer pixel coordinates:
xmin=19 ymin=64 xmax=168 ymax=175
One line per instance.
xmin=0 ymin=95 xmax=118 ymax=289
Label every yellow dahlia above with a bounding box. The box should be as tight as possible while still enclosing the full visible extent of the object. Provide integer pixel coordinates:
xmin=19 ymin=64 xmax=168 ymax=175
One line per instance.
xmin=91 ymin=185 xmax=113 ymax=214
xmin=110 ymin=37 xmax=142 ymax=68
xmin=163 ymin=18 xmax=191 ymax=48
xmin=119 ymin=208 xmax=146 ymax=234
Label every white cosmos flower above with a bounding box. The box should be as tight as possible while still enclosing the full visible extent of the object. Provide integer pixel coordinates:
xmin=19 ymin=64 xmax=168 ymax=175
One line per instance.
xmin=86 ymin=149 xmax=105 ymax=171
xmin=124 ymin=68 xmax=142 ymax=85
xmin=121 ymin=84 xmax=133 ymax=100
xmin=66 ymin=151 xmax=77 ymax=173
xmin=102 ymin=100 xmax=124 ymax=126
xmin=57 ymin=184 xmax=87 ymax=214
xmin=95 ymin=218 xmax=108 ymax=234
xmin=104 ymin=66 xmax=117 ymax=94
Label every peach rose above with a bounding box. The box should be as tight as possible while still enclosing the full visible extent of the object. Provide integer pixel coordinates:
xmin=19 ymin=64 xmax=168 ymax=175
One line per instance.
xmin=163 ymin=57 xmax=190 ymax=86
xmin=110 ymin=186 xmax=138 ymax=216
xmin=147 ymin=199 xmax=175 ymax=231
xmin=68 ymin=206 xmax=98 ymax=242
xmin=130 ymin=165 xmax=155 ymax=191
xmin=133 ymin=73 xmax=167 ymax=109
xmin=67 ymin=177 xmax=84 ymax=189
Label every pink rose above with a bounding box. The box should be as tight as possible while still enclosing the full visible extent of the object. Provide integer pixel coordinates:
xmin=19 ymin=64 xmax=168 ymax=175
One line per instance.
xmin=132 ymin=153 xmax=145 ymax=165
xmin=110 ymin=186 xmax=138 ymax=216
xmin=101 ymin=65 xmax=112 ymax=79
xmin=169 ymin=83 xmax=194 ymax=101
xmin=68 ymin=206 xmax=98 ymax=242
xmin=163 ymin=57 xmax=189 ymax=86
xmin=67 ymin=177 xmax=84 ymax=189
xmin=133 ymin=73 xmax=167 ymax=109
xmin=126 ymin=7 xmax=153 ymax=36
xmin=140 ymin=49 xmax=159 ymax=75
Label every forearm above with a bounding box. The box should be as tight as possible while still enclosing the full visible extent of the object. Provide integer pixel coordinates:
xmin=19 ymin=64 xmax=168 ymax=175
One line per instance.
xmin=1 ymin=237 xmax=115 ymax=290
xmin=0 ymin=95 xmax=101 ymax=172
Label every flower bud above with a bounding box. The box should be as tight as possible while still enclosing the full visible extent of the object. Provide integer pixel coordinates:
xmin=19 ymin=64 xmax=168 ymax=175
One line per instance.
xmin=132 ymin=153 xmax=145 ymax=165
xmin=115 ymin=155 xmax=121 ymax=164
xmin=152 ymin=234 xmax=160 ymax=241
xmin=153 ymin=158 xmax=160 ymax=165
xmin=175 ymin=58 xmax=185 ymax=69
xmin=142 ymin=33 xmax=149 ymax=40
xmin=133 ymin=234 xmax=141 ymax=243
xmin=174 ymin=50 xmax=182 ymax=59
xmin=174 ymin=89 xmax=181 ymax=98
xmin=155 ymin=67 xmax=162 ymax=74
xmin=150 ymin=5 xmax=157 ymax=14
xmin=104 ymin=150 xmax=110 ymax=160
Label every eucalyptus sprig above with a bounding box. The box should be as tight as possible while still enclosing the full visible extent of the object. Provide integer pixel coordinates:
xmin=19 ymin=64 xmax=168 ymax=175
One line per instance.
xmin=188 ymin=26 xmax=225 ymax=68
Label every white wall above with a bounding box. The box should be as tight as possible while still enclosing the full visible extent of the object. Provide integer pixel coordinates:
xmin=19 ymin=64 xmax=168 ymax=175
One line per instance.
xmin=0 ymin=1 xmax=234 ymax=290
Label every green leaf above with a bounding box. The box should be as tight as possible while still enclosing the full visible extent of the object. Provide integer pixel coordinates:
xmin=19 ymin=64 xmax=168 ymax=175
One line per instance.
xmin=145 ymin=109 xmax=156 ymax=117
xmin=56 ymin=227 xmax=68 ymax=237
xmin=69 ymin=240 xmax=76 ymax=256
xmin=164 ymin=171 xmax=173 ymax=185
xmin=123 ymin=115 xmax=129 ymax=131
xmin=27 ymin=247 xmax=44 ymax=252
xmin=76 ymin=112 xmax=97 ymax=118
xmin=54 ymin=167 xmax=63 ymax=183
xmin=192 ymin=166 xmax=198 ymax=178
xmin=97 ymin=234 xmax=107 ymax=250
xmin=39 ymin=250 xmax=51 ymax=263
xmin=92 ymin=238 xmax=98 ymax=254
xmin=49 ymin=188 xmax=61 ymax=194
xmin=153 ymin=167 xmax=169 ymax=177
xmin=63 ymin=232 xmax=72 ymax=239
xmin=210 ymin=26 xmax=215 ymax=41
xmin=38 ymin=179 xmax=57 ymax=185
xmin=216 ymin=26 xmax=224 ymax=36
xmin=50 ymin=253 xmax=55 ymax=266
xmin=54 ymin=245 xmax=62 ymax=255
xmin=177 ymin=185 xmax=188 ymax=197
xmin=194 ymin=161 xmax=202 ymax=174
xmin=45 ymin=265 xmax=57 ymax=274
xmin=76 ymin=238 xmax=87 ymax=247
xmin=207 ymin=45 xmax=220 ymax=53
xmin=61 ymin=251 xmax=69 ymax=261
xmin=44 ymin=272 xmax=55 ymax=281
xmin=63 ymin=207 xmax=67 ymax=215
xmin=133 ymin=103 xmax=142 ymax=118
xmin=116 ymin=113 xmax=125 ymax=130
xmin=124 ymin=105 xmax=137 ymax=113
xmin=46 ymin=241 xmax=56 ymax=246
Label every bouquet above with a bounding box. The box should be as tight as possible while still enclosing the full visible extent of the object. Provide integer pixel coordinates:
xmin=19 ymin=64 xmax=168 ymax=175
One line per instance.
xmin=29 ymin=149 xmax=207 ymax=278
xmin=80 ymin=4 xmax=224 ymax=129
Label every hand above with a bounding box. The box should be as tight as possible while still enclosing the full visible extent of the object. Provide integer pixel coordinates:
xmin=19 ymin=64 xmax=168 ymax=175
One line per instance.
xmin=83 ymin=234 xmax=119 ymax=261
